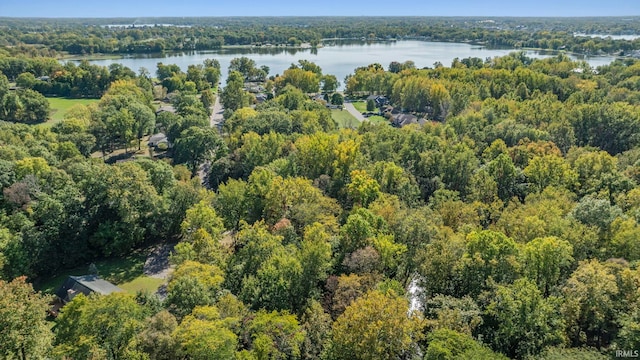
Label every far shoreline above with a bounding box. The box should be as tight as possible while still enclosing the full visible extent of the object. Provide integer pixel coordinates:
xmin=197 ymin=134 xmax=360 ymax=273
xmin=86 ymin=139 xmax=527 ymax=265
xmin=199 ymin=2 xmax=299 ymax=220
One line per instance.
xmin=59 ymin=38 xmax=631 ymax=63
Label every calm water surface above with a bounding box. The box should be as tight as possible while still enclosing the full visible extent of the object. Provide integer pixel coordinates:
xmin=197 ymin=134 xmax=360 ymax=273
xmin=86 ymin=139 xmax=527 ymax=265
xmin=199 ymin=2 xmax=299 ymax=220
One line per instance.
xmin=80 ymin=40 xmax=621 ymax=88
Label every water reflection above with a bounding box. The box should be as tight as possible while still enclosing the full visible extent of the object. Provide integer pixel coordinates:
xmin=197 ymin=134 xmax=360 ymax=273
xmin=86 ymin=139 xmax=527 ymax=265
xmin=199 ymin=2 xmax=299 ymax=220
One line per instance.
xmin=77 ymin=40 xmax=622 ymax=89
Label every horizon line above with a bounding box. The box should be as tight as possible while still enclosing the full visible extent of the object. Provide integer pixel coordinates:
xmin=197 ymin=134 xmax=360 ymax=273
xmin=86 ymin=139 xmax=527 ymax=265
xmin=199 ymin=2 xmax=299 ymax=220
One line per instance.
xmin=1 ymin=15 xmax=640 ymax=19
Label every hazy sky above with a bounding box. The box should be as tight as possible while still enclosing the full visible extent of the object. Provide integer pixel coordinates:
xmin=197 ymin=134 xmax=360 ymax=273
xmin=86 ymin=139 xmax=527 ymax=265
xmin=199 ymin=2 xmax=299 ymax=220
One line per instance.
xmin=1 ymin=0 xmax=639 ymax=17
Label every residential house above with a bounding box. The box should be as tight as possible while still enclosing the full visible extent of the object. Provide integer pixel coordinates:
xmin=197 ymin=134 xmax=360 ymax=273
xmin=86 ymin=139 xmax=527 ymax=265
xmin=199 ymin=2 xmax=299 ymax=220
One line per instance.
xmin=366 ymin=94 xmax=389 ymax=107
xmin=148 ymin=133 xmax=171 ymax=149
xmin=55 ymin=275 xmax=123 ymax=304
xmin=391 ymin=113 xmax=427 ymax=127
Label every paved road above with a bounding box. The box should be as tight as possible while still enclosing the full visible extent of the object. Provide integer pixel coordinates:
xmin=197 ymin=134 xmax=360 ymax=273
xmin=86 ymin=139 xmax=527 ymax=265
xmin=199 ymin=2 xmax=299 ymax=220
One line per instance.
xmin=344 ymin=102 xmax=366 ymax=122
xmin=210 ymin=94 xmax=224 ymax=127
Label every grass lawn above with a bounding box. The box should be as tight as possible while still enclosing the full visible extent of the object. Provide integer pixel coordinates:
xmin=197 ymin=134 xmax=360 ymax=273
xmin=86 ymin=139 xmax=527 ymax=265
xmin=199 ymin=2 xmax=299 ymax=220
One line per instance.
xmin=47 ymin=97 xmax=99 ymax=124
xmin=352 ymin=101 xmax=367 ymax=113
xmin=331 ymin=109 xmax=360 ymax=128
xmin=35 ymin=251 xmax=161 ymax=295
xmin=118 ymin=276 xmax=165 ymax=294
xmin=368 ymin=115 xmax=389 ymax=125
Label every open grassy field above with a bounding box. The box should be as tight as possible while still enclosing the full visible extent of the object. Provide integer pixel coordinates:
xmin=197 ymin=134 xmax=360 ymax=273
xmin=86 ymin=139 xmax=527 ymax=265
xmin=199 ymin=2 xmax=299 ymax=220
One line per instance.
xmin=48 ymin=97 xmax=99 ymax=123
xmin=331 ymin=109 xmax=360 ymax=128
xmin=368 ymin=115 xmax=389 ymax=125
xmin=35 ymin=251 xmax=163 ymax=296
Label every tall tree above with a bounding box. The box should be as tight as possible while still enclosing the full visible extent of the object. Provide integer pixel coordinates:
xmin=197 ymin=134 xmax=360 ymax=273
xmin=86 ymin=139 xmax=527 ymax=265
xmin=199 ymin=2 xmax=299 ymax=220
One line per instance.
xmin=221 ymin=71 xmax=250 ymax=112
xmin=481 ymin=278 xmax=565 ymax=358
xmin=329 ymin=290 xmax=422 ymax=360
xmin=0 ymin=277 xmax=53 ymax=360
xmin=173 ymin=126 xmax=227 ymax=177
xmin=54 ymin=293 xmax=145 ymax=359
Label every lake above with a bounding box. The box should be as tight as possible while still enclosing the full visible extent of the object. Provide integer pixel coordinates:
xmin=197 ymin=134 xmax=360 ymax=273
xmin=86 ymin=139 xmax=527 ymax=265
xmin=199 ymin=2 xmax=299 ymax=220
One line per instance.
xmin=78 ymin=40 xmax=621 ymax=88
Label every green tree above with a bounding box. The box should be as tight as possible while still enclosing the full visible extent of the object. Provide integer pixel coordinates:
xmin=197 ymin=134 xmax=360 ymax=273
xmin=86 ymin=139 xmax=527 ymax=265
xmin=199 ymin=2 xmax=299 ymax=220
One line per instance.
xmin=54 ymin=293 xmax=145 ymax=359
xmin=166 ymin=261 xmax=225 ymax=318
xmin=366 ymin=98 xmax=375 ymax=112
xmin=276 ymin=84 xmax=308 ymax=110
xmin=16 ymin=72 xmax=37 ymax=89
xmin=245 ymin=310 xmax=305 ymax=360
xmin=136 ymin=310 xmax=180 ymax=360
xmin=329 ymin=290 xmax=422 ymax=360
xmin=322 ymin=74 xmax=339 ymax=93
xmin=173 ymin=306 xmax=238 ymax=360
xmin=423 ymin=295 xmax=483 ymax=335
xmin=174 ymin=126 xmax=227 ymax=177
xmin=229 ymin=57 xmax=259 ymax=80
xmin=215 ymin=179 xmax=249 ymax=231
xmin=481 ymin=278 xmax=565 ymax=358
xmin=301 ymin=300 xmax=332 ymax=360
xmin=562 ymin=260 xmax=620 ymax=348
xmin=297 ymin=223 xmax=333 ymax=302
xmin=180 ymin=199 xmax=225 ymax=241
xmin=221 ymin=71 xmax=250 ymax=111
xmin=460 ymin=230 xmax=519 ymax=296
xmin=486 ymin=153 xmax=518 ymax=201
xmin=276 ymin=67 xmax=320 ymax=93
xmin=520 ymin=236 xmax=574 ymax=295
xmin=424 ymin=329 xmax=509 ymax=360
xmin=347 ymin=169 xmax=381 ymax=207
xmin=330 ymin=92 xmax=344 ymax=105
xmin=417 ymin=228 xmax=466 ymax=298
xmin=226 ymin=221 xmax=284 ymax=294
xmin=241 ymin=246 xmax=302 ymax=311
xmin=200 ymin=88 xmax=215 ymax=112
xmin=82 ymin=162 xmax=162 ymax=256
xmin=0 ymin=277 xmax=53 ymax=360
xmin=524 ymin=155 xmax=578 ymax=192
xmin=19 ymin=89 xmax=49 ymax=123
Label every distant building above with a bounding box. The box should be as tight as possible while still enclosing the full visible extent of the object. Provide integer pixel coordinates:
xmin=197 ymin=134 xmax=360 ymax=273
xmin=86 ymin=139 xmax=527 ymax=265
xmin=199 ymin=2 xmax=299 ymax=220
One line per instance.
xmin=148 ymin=133 xmax=171 ymax=148
xmin=366 ymin=95 xmax=389 ymax=107
xmin=255 ymin=93 xmax=268 ymax=103
xmin=391 ymin=113 xmax=427 ymax=127
xmin=55 ymin=275 xmax=123 ymax=304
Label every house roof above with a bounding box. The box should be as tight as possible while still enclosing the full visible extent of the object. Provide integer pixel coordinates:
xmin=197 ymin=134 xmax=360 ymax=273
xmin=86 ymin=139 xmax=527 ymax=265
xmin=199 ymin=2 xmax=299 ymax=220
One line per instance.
xmin=148 ymin=133 xmax=167 ymax=143
xmin=392 ymin=113 xmax=427 ymax=127
xmin=366 ymin=95 xmax=388 ymax=102
xmin=55 ymin=275 xmax=123 ymax=303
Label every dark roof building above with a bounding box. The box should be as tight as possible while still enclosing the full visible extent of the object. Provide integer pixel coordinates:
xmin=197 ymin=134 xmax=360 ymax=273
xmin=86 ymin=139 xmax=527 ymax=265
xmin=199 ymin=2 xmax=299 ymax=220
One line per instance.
xmin=55 ymin=275 xmax=123 ymax=303
xmin=148 ymin=133 xmax=170 ymax=148
xmin=391 ymin=113 xmax=427 ymax=127
xmin=366 ymin=95 xmax=389 ymax=106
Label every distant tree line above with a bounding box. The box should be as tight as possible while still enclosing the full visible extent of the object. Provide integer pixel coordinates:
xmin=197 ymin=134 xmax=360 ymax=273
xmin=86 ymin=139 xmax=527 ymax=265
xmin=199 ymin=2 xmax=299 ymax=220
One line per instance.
xmin=1 ymin=17 xmax=640 ymax=56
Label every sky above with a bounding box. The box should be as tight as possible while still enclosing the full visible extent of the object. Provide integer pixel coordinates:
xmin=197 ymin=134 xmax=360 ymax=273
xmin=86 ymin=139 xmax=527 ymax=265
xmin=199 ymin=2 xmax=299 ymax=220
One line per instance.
xmin=0 ymin=0 xmax=639 ymax=17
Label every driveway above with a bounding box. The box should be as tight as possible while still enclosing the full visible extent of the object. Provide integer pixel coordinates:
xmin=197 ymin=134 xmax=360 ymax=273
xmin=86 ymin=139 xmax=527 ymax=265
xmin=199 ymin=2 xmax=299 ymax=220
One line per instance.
xmin=344 ymin=102 xmax=366 ymax=122
xmin=210 ymin=94 xmax=224 ymax=127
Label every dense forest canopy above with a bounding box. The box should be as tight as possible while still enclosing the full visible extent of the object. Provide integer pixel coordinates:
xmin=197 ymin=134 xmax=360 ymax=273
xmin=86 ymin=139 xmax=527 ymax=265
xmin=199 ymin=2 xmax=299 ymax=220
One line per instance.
xmin=1 ymin=17 xmax=640 ymax=360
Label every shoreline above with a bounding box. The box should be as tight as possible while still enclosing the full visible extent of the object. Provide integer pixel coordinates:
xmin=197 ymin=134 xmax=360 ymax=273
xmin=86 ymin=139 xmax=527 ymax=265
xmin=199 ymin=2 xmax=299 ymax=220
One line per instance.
xmin=58 ymin=39 xmax=631 ymax=62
